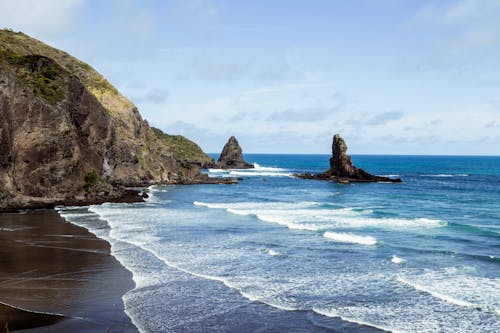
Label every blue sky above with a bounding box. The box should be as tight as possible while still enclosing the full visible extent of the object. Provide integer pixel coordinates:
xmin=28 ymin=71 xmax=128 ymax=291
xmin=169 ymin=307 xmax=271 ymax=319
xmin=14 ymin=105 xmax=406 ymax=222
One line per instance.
xmin=1 ymin=0 xmax=500 ymax=155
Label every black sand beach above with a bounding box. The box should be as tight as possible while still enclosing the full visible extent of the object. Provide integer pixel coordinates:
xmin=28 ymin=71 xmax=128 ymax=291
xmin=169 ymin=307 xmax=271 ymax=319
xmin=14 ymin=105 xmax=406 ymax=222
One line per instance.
xmin=0 ymin=210 xmax=137 ymax=332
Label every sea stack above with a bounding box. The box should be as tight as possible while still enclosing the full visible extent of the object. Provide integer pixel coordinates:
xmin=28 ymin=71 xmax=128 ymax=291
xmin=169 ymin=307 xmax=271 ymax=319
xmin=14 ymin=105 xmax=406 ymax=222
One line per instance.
xmin=217 ymin=136 xmax=254 ymax=169
xmin=295 ymin=134 xmax=402 ymax=183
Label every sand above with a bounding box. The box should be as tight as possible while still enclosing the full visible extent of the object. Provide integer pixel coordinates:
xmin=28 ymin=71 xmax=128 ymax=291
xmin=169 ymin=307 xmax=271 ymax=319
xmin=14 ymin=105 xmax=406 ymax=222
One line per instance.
xmin=0 ymin=209 xmax=138 ymax=332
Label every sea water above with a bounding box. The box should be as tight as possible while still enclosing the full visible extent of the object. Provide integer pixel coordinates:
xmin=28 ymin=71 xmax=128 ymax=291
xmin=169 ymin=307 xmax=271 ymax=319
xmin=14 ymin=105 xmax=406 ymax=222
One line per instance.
xmin=58 ymin=155 xmax=500 ymax=332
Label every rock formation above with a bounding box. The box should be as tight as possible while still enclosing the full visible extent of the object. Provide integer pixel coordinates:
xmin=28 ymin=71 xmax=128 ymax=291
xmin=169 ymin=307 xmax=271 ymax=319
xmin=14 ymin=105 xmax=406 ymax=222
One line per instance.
xmin=294 ymin=134 xmax=402 ymax=183
xmin=0 ymin=29 xmax=232 ymax=211
xmin=216 ymin=136 xmax=254 ymax=169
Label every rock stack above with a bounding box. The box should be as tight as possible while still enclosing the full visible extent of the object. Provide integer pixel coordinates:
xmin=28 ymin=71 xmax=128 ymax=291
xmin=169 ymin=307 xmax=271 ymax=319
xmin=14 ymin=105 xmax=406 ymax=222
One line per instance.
xmin=217 ymin=136 xmax=254 ymax=169
xmin=294 ymin=134 xmax=402 ymax=183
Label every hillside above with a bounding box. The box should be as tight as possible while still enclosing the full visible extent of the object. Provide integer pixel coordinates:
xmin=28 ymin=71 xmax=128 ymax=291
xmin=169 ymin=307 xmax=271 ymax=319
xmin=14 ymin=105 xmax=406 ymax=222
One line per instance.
xmin=0 ymin=29 xmax=220 ymax=210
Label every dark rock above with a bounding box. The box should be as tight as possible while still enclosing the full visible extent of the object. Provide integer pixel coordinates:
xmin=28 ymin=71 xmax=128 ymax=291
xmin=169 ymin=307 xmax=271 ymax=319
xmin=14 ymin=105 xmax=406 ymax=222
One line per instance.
xmin=294 ymin=134 xmax=402 ymax=183
xmin=0 ymin=29 xmax=234 ymax=211
xmin=217 ymin=136 xmax=254 ymax=169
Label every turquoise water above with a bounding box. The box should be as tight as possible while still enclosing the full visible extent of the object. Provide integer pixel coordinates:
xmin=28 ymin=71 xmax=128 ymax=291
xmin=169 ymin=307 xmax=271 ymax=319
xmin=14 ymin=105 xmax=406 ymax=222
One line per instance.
xmin=59 ymin=155 xmax=500 ymax=332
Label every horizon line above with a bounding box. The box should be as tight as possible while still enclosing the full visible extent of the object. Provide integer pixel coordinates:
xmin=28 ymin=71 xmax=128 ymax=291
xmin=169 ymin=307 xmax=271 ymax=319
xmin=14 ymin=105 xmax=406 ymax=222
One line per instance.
xmin=207 ymin=153 xmax=500 ymax=157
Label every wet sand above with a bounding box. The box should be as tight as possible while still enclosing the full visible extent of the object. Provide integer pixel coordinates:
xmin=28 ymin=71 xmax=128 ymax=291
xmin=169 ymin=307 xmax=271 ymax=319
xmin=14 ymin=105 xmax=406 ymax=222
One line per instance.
xmin=0 ymin=210 xmax=138 ymax=332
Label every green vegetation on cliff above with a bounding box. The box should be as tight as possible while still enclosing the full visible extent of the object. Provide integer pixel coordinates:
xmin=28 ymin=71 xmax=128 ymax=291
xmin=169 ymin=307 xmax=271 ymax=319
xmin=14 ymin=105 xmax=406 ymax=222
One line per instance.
xmin=0 ymin=29 xmax=132 ymax=112
xmin=151 ymin=127 xmax=213 ymax=166
xmin=1 ymin=29 xmax=223 ymax=210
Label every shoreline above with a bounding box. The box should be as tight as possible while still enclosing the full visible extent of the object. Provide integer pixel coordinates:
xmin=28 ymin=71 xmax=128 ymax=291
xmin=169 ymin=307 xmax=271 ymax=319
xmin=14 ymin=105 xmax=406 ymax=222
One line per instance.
xmin=0 ymin=175 xmax=238 ymax=213
xmin=0 ymin=209 xmax=138 ymax=332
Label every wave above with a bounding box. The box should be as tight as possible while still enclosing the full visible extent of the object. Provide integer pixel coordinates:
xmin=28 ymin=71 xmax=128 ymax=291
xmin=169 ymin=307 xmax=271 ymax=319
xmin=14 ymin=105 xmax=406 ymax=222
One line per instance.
xmin=193 ymin=201 xmax=320 ymax=210
xmin=422 ymin=174 xmax=469 ymax=177
xmin=0 ymin=226 xmax=35 ymax=231
xmin=253 ymin=163 xmax=288 ymax=172
xmin=266 ymin=248 xmax=281 ymax=256
xmin=59 ymin=203 xmax=500 ymax=333
xmin=207 ymin=163 xmax=291 ymax=177
xmin=398 ymin=269 xmax=500 ymax=315
xmin=391 ymin=255 xmax=407 ymax=264
xmin=323 ymin=231 xmax=377 ymax=245
xmin=207 ymin=168 xmax=227 ymax=173
xmin=99 ymin=221 xmax=300 ymax=314
xmin=312 ymin=307 xmax=404 ymax=333
xmin=194 ymin=201 xmax=446 ymax=231
xmin=229 ymin=170 xmax=293 ymax=177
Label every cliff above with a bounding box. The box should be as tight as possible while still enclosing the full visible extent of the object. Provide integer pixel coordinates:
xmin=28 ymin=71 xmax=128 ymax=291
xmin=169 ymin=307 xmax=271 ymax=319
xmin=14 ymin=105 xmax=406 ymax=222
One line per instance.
xmin=0 ymin=29 xmax=227 ymax=210
xmin=294 ymin=134 xmax=402 ymax=183
xmin=216 ymin=136 xmax=253 ymax=169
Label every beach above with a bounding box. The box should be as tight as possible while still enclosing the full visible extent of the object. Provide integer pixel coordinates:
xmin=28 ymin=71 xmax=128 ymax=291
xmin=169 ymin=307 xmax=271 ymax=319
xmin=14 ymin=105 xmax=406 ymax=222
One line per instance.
xmin=0 ymin=210 xmax=137 ymax=332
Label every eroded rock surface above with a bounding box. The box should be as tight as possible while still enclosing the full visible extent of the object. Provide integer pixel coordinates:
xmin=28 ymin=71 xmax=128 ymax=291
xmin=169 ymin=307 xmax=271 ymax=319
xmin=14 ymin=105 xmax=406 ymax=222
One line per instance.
xmin=294 ymin=134 xmax=402 ymax=183
xmin=0 ymin=30 xmax=231 ymax=210
xmin=217 ymin=136 xmax=254 ymax=169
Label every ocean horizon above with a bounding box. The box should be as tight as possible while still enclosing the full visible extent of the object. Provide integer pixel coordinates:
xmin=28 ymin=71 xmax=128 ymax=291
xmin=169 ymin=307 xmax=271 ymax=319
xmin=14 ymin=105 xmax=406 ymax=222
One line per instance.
xmin=58 ymin=154 xmax=500 ymax=332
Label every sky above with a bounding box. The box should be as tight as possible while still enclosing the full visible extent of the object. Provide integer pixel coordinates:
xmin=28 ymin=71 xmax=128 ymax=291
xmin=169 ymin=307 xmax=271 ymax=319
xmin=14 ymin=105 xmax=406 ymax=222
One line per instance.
xmin=1 ymin=0 xmax=500 ymax=155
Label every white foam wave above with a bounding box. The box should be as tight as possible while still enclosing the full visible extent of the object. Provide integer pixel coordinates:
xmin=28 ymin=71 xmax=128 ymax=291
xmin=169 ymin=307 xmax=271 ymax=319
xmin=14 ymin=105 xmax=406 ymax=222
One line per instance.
xmin=313 ymin=307 xmax=405 ymax=333
xmin=193 ymin=201 xmax=320 ymax=210
xmin=398 ymin=269 xmax=500 ymax=315
xmin=253 ymin=163 xmax=288 ymax=172
xmin=207 ymin=164 xmax=291 ymax=177
xmin=207 ymin=168 xmax=227 ymax=173
xmin=266 ymin=249 xmax=281 ymax=256
xmin=323 ymin=231 xmax=377 ymax=246
xmin=194 ymin=201 xmax=446 ymax=231
xmin=58 ymin=204 xmax=500 ymax=333
xmin=0 ymin=226 xmax=34 ymax=231
xmin=100 ymin=222 xmax=301 ymax=313
xmin=424 ymin=174 xmax=469 ymax=177
xmin=229 ymin=170 xmax=293 ymax=177
xmin=391 ymin=255 xmax=407 ymax=264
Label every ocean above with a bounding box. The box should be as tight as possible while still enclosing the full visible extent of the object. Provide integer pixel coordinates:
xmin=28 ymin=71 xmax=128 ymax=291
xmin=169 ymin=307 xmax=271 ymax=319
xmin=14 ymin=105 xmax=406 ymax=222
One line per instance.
xmin=58 ymin=154 xmax=500 ymax=333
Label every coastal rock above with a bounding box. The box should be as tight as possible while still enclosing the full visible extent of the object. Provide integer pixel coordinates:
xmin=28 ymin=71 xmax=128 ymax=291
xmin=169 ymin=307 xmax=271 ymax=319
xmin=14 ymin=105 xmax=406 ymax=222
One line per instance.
xmin=217 ymin=136 xmax=254 ymax=169
xmin=0 ymin=29 xmax=230 ymax=211
xmin=294 ymin=134 xmax=402 ymax=183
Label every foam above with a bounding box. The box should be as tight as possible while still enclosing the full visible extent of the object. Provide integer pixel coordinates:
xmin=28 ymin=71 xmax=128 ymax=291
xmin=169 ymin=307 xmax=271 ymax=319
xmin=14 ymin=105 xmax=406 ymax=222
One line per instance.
xmin=207 ymin=164 xmax=291 ymax=177
xmin=323 ymin=231 xmax=377 ymax=246
xmin=312 ymin=307 xmax=405 ymax=333
xmin=228 ymin=170 xmax=293 ymax=177
xmin=423 ymin=174 xmax=469 ymax=177
xmin=398 ymin=269 xmax=500 ymax=315
xmin=193 ymin=201 xmax=446 ymax=231
xmin=58 ymin=204 xmax=500 ymax=333
xmin=0 ymin=226 xmax=34 ymax=231
xmin=391 ymin=255 xmax=407 ymax=264
xmin=60 ymin=204 xmax=301 ymax=318
xmin=266 ymin=249 xmax=281 ymax=256
xmin=207 ymin=168 xmax=227 ymax=173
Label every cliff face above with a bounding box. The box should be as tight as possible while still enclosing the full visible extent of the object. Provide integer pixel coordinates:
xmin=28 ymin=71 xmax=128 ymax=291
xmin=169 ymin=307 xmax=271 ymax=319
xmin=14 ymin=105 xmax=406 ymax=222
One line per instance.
xmin=217 ymin=136 xmax=254 ymax=169
xmin=0 ymin=30 xmax=216 ymax=210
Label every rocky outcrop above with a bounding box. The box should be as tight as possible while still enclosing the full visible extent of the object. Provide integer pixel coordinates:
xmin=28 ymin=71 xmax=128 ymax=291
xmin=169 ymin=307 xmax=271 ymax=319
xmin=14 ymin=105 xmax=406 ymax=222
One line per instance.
xmin=294 ymin=134 xmax=402 ymax=183
xmin=0 ymin=29 xmax=231 ymax=211
xmin=216 ymin=136 xmax=254 ymax=169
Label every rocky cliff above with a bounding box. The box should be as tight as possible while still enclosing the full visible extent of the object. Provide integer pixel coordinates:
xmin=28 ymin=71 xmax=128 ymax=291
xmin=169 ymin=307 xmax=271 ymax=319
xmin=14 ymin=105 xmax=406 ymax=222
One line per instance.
xmin=294 ymin=134 xmax=402 ymax=183
xmin=216 ymin=136 xmax=253 ymax=169
xmin=0 ymin=29 xmax=225 ymax=210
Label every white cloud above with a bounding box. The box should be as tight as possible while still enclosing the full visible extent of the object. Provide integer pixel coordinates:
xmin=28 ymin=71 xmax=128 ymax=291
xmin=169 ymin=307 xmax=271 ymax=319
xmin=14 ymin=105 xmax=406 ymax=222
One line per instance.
xmin=416 ymin=0 xmax=500 ymax=24
xmin=414 ymin=0 xmax=500 ymax=57
xmin=447 ymin=25 xmax=499 ymax=57
xmin=0 ymin=0 xmax=84 ymax=34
